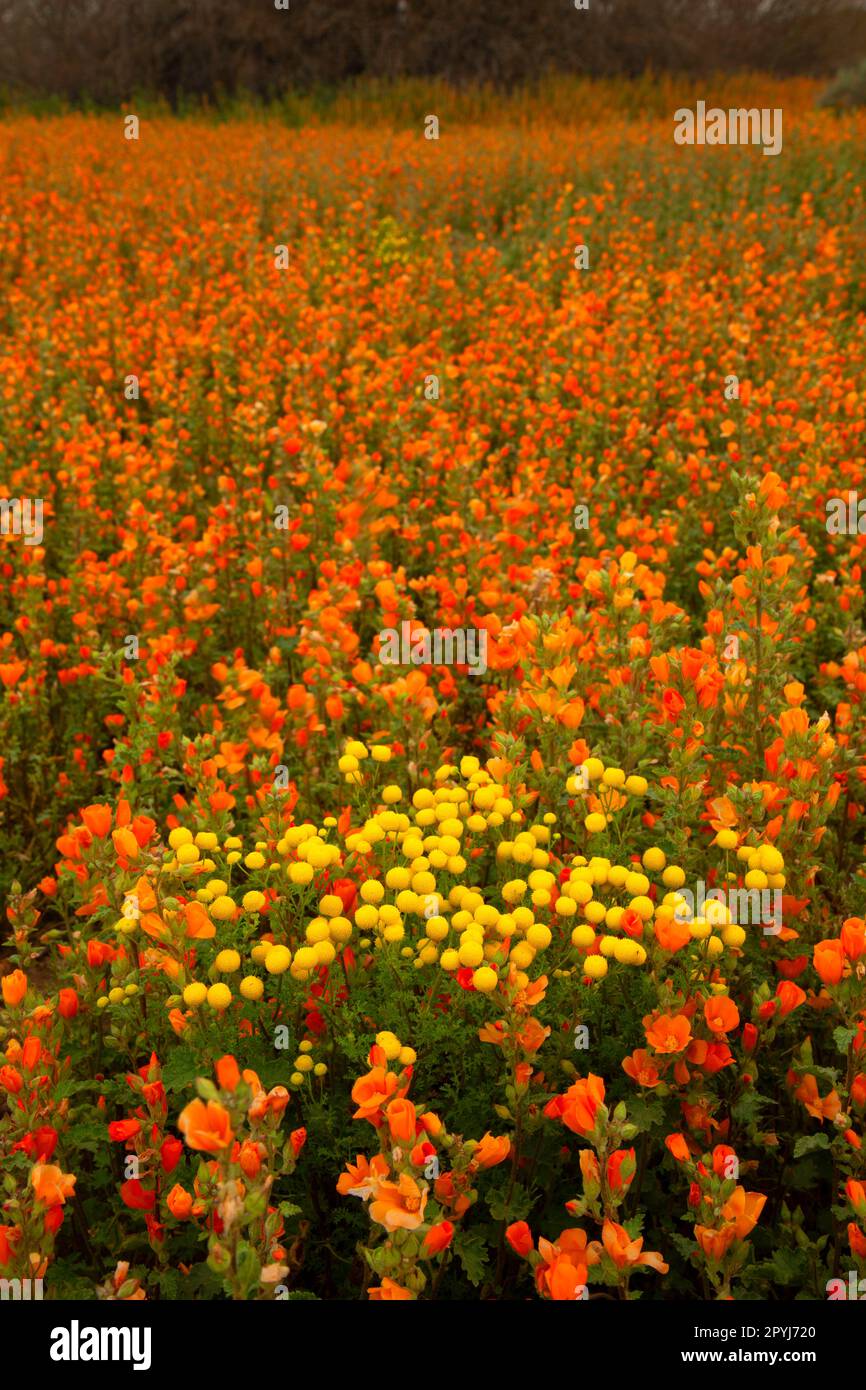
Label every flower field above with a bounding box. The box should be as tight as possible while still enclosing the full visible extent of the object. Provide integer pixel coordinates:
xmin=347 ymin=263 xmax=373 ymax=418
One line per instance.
xmin=2 ymin=75 xmax=866 ymax=1304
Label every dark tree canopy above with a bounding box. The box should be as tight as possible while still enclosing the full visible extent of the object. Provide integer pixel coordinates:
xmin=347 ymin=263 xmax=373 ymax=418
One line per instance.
xmin=0 ymin=0 xmax=864 ymax=104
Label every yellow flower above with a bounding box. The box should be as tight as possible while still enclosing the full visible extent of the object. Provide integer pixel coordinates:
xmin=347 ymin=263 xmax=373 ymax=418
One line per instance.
xmin=473 ymin=966 xmax=498 ymax=992
xmin=265 ymin=945 xmax=291 ymax=974
xmin=375 ymin=1031 xmax=402 ymax=1061
xmin=583 ymin=954 xmax=608 ymax=980
xmin=207 ymin=983 xmax=232 ymax=1011
xmin=210 ymin=895 xmax=236 ymax=921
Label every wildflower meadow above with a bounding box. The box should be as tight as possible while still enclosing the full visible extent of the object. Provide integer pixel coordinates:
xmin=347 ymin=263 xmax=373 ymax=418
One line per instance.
xmin=1 ymin=70 xmax=866 ymax=1338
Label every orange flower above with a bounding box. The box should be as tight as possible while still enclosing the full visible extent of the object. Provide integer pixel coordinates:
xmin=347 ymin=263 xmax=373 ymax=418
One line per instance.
xmin=580 ymin=1149 xmax=601 ymax=1188
xmin=653 ymin=916 xmax=692 ymax=952
xmin=0 ymin=1224 xmax=20 ymax=1267
xmin=695 ymin=1223 xmax=737 ymax=1262
xmin=422 ymin=1220 xmax=454 ymax=1255
xmin=177 ymin=1099 xmax=234 ymax=1153
xmin=351 ymin=1066 xmax=400 ymax=1123
xmin=183 ymin=901 xmax=216 ymax=939
xmin=846 ymin=1179 xmax=866 ymax=1218
xmin=471 ymin=1133 xmax=511 ymax=1169
xmin=622 ymin=1049 xmax=661 ymax=1087
xmin=239 ymin=1141 xmax=262 ymax=1178
xmin=558 ymin=1073 xmax=606 ymax=1136
xmin=166 ymin=1183 xmax=194 ymax=1219
xmin=535 ymin=1230 xmax=593 ymax=1301
xmin=721 ymin=1187 xmax=767 ymax=1239
xmin=30 ymin=1163 xmax=76 ymax=1208
xmin=813 ymin=939 xmax=845 ymax=985
xmin=665 ymin=1132 xmax=691 ymax=1162
xmin=792 ymin=1073 xmax=842 ymax=1122
xmin=215 ymin=1055 xmax=240 ymax=1092
xmin=368 ymin=1278 xmax=414 ymax=1300
xmin=336 ymin=1153 xmax=390 ymax=1198
xmin=112 ymin=826 xmax=139 ymax=861
xmin=849 ymin=1223 xmax=866 ymax=1260
xmin=434 ymin=1170 xmax=471 ymax=1218
xmin=703 ymin=995 xmax=740 ymax=1035
xmin=386 ymin=1097 xmax=417 ymax=1144
xmin=1 ymin=969 xmax=27 ymax=1008
xmin=593 ymin=1218 xmax=668 ymax=1274
xmin=506 ymin=1220 xmax=534 ymax=1257
xmin=515 ymin=1016 xmax=551 ymax=1054
xmin=841 ymin=917 xmax=866 ymax=961
xmin=644 ymin=1013 xmax=692 ymax=1054
xmin=775 ymin=981 xmax=806 ymax=1016
xmin=369 ymin=1173 xmax=428 ymax=1231
xmin=264 ymin=1085 xmax=289 ymax=1117
xmin=81 ymin=804 xmax=112 ymax=838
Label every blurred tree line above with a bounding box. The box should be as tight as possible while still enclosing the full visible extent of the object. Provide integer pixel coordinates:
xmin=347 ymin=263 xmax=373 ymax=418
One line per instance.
xmin=0 ymin=0 xmax=863 ymax=103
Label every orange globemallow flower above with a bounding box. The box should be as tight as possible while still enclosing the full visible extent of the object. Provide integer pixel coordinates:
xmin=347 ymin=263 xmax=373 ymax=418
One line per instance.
xmin=337 ymin=1152 xmax=390 ymax=1198
xmin=471 ymin=1133 xmax=511 ymax=1169
xmin=792 ymin=1073 xmax=842 ymax=1122
xmin=215 ymin=1055 xmax=240 ymax=1092
xmin=239 ymin=1141 xmax=263 ymax=1178
xmin=555 ymin=1073 xmax=606 ymax=1136
xmin=841 ymin=918 xmax=866 ymax=961
xmin=0 ymin=1224 xmax=21 ymax=1267
xmin=58 ymin=988 xmax=79 ymax=1019
xmin=369 ymin=1173 xmax=428 ymax=1231
xmin=849 ymin=1223 xmax=866 ymax=1259
xmin=845 ymin=1179 xmax=866 ymax=1218
xmin=622 ymin=1049 xmax=661 ymax=1087
xmin=166 ymin=1183 xmax=194 ymax=1219
xmin=351 ymin=1066 xmax=400 ymax=1124
xmin=580 ymin=1149 xmax=601 ymax=1188
xmin=0 ymin=1066 xmax=22 ymax=1094
xmin=593 ymin=1218 xmax=669 ymax=1274
xmin=665 ymin=1132 xmax=691 ymax=1162
xmin=644 ymin=1013 xmax=692 ymax=1054
xmin=694 ymin=1223 xmax=738 ymax=1262
xmin=535 ymin=1231 xmax=592 ymax=1301
xmin=813 ymin=939 xmax=845 ymax=985
xmin=704 ymin=995 xmax=740 ymax=1035
xmin=721 ymin=1187 xmax=767 ymax=1239
xmin=30 ymin=1164 xmax=76 ymax=1208
xmin=177 ymin=1099 xmax=234 ymax=1152
xmin=1 ymin=969 xmax=27 ymax=1007
xmin=422 ymin=1220 xmax=454 ymax=1255
xmin=775 ymin=981 xmax=806 ymax=1016
xmin=112 ymin=826 xmax=139 ymax=861
xmin=81 ymin=804 xmax=113 ymax=838
xmin=506 ymin=1220 xmax=534 ymax=1257
xmin=653 ymin=915 xmax=692 ymax=952
xmin=368 ymin=1278 xmax=414 ymax=1300
xmin=386 ymin=1097 xmax=417 ymax=1144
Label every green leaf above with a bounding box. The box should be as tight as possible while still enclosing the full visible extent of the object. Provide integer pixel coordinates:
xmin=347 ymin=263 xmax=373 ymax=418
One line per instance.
xmin=833 ymin=1026 xmax=857 ymax=1055
xmin=487 ymin=1182 xmax=532 ymax=1224
xmin=161 ymin=1046 xmax=200 ymax=1093
xmin=669 ymin=1232 xmax=698 ymax=1261
xmin=793 ymin=1133 xmax=830 ymax=1158
xmin=455 ymin=1231 xmax=489 ymax=1287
